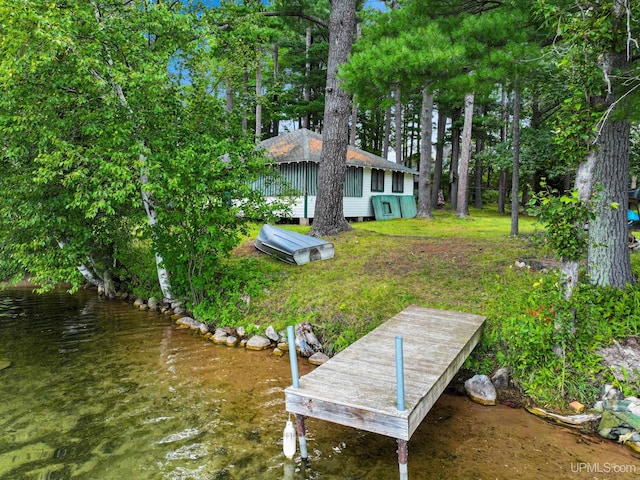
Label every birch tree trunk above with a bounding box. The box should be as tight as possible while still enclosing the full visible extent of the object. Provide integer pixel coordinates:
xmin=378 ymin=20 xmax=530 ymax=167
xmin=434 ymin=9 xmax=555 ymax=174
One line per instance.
xmin=91 ymin=2 xmax=175 ymax=301
xmin=456 ymin=92 xmax=474 ymax=218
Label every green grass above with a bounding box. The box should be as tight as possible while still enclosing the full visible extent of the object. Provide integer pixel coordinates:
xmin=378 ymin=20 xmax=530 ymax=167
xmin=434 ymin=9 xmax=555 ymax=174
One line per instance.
xmin=235 ymin=208 xmax=541 ymax=354
xmin=230 ymin=209 xmax=640 ymax=407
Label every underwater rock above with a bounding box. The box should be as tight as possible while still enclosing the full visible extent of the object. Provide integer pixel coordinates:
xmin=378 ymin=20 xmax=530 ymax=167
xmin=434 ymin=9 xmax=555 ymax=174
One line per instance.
xmin=147 ymin=297 xmax=159 ymax=311
xmin=246 ymin=335 xmax=271 ymax=351
xmin=212 ymin=328 xmax=229 ymax=345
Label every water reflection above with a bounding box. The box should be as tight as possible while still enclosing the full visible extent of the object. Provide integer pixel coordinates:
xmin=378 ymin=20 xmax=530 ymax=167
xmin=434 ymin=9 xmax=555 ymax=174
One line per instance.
xmin=0 ymin=288 xmax=310 ymax=480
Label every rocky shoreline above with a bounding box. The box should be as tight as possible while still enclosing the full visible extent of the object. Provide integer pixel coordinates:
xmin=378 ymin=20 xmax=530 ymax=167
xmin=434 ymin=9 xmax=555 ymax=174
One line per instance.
xmin=5 ymin=285 xmax=639 ymax=457
xmin=123 ymin=292 xmax=640 ymax=456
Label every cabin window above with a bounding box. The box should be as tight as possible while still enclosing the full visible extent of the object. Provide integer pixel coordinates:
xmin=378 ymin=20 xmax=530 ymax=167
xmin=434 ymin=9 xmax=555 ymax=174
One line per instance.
xmin=343 ymin=167 xmax=363 ymax=197
xmin=392 ymin=172 xmax=404 ymax=193
xmin=371 ymin=169 xmax=385 ymax=192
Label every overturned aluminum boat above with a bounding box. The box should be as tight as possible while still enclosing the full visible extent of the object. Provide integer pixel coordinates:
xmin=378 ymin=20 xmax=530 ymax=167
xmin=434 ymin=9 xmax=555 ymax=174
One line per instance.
xmin=255 ymin=224 xmax=334 ymax=265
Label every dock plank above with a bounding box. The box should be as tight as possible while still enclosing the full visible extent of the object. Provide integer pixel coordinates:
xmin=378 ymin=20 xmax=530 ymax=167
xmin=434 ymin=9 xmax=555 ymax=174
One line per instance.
xmin=285 ymin=305 xmax=485 ymax=441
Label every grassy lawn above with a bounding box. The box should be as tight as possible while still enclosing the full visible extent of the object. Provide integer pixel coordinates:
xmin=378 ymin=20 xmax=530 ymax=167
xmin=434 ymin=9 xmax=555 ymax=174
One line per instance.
xmin=228 ymin=208 xmax=640 ymax=406
xmin=236 ymin=208 xmax=542 ymax=354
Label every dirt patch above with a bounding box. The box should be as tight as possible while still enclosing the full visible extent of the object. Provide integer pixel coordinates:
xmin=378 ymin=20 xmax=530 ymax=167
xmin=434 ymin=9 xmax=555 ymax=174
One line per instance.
xmin=233 ymin=240 xmax=260 ymax=257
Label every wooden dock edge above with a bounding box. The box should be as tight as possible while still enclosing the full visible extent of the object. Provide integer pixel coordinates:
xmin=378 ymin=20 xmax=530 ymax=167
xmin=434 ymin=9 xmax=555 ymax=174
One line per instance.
xmin=285 ymin=308 xmax=485 ymax=441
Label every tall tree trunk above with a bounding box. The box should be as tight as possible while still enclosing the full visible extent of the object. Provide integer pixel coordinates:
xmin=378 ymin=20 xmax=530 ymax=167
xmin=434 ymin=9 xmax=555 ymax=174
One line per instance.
xmin=255 ymin=54 xmax=262 ymax=141
xmin=587 ymin=118 xmax=633 ymax=287
xmin=497 ymin=88 xmax=509 ymax=214
xmin=383 ymin=105 xmax=391 ymax=158
xmin=242 ymin=71 xmax=248 ymax=133
xmin=303 ymin=26 xmax=312 ymax=129
xmin=456 ymin=92 xmax=474 ymax=218
xmin=309 ymin=0 xmax=356 ymax=237
xmin=417 ymin=86 xmax=433 ymax=218
xmin=510 ymin=85 xmax=521 ymax=236
xmin=225 ymin=83 xmax=234 ymax=114
xmin=395 ymin=85 xmax=403 ymax=164
xmin=350 ymin=98 xmax=358 ymax=146
xmin=474 ymin=136 xmax=483 ymax=209
xmin=349 ymin=23 xmax=361 ymax=147
xmin=272 ymin=42 xmax=280 ymax=136
xmin=450 ymin=109 xmax=461 ymax=209
xmin=498 ymin=170 xmax=507 ymax=214
xmin=431 ymin=111 xmax=446 ymax=207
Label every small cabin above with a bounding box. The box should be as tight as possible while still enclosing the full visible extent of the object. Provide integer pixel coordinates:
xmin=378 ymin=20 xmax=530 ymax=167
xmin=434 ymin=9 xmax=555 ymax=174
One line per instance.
xmin=255 ymin=128 xmax=418 ymax=224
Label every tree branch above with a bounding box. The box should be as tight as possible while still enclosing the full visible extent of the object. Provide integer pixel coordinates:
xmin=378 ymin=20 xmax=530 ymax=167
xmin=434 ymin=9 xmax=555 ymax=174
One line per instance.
xmin=260 ymin=11 xmax=328 ymax=29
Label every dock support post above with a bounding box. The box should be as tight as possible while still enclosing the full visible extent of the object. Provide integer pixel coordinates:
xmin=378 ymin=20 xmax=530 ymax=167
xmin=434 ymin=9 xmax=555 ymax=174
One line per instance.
xmin=295 ymin=414 xmax=308 ymax=461
xmin=395 ymin=336 xmax=405 ymax=411
xmin=397 ymin=439 xmax=408 ymax=480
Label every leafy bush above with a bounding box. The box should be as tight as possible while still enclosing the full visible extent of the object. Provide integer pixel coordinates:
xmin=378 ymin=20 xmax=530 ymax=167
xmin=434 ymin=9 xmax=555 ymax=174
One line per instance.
xmin=527 ymin=182 xmax=596 ymax=262
xmin=475 ymin=267 xmax=640 ymax=405
xmin=191 ymin=258 xmax=281 ymax=330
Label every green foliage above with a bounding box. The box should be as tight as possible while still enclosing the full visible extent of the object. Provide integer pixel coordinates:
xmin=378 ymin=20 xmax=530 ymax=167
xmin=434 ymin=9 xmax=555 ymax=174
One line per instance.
xmin=527 ymin=182 xmax=597 ymax=262
xmin=190 ymin=258 xmax=281 ymax=329
xmin=551 ymin=91 xmax=601 ymax=166
xmin=0 ymin=1 xmax=288 ymax=299
xmin=477 ymin=267 xmax=640 ymax=405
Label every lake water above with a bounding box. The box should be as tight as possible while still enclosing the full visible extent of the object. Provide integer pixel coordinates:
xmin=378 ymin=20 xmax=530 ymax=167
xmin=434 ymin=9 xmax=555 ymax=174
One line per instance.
xmin=1 ymin=287 xmax=638 ymax=480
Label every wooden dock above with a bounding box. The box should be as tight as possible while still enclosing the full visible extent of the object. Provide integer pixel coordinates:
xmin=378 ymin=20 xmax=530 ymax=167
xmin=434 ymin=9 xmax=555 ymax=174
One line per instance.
xmin=284 ymin=305 xmax=485 ymax=477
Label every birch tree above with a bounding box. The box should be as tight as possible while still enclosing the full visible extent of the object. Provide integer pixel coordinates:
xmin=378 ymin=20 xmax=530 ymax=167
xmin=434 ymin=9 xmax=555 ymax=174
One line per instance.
xmin=0 ymin=1 xmax=285 ymax=302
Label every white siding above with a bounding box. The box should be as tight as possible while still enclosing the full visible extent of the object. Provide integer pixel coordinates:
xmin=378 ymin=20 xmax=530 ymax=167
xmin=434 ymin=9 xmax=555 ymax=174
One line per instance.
xmin=267 ymin=168 xmax=415 ymax=219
